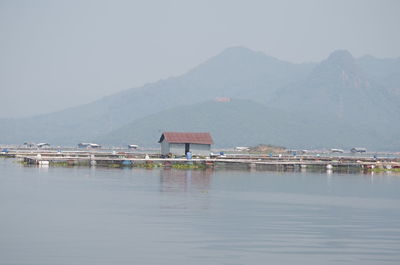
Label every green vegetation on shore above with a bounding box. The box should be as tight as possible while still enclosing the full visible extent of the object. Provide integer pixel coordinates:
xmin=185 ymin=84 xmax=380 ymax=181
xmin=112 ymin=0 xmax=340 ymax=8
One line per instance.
xmin=135 ymin=162 xmax=163 ymax=169
xmin=247 ymin=144 xmax=286 ymax=154
xmin=369 ymin=168 xmax=400 ymax=173
xmin=171 ymin=163 xmax=206 ymax=170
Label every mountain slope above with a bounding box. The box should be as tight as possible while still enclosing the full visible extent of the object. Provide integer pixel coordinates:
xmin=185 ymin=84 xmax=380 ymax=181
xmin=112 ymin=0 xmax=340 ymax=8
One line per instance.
xmin=269 ymin=50 xmax=400 ymax=141
xmin=0 ymin=48 xmax=398 ymax=150
xmin=97 ymin=99 xmax=388 ymax=150
xmin=0 ymin=47 xmax=314 ymax=145
xmin=357 ymin=55 xmax=400 ymax=102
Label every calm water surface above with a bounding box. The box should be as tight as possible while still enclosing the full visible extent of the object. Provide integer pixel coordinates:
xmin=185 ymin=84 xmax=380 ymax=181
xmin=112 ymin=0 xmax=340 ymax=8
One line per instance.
xmin=1 ymin=159 xmax=400 ymax=265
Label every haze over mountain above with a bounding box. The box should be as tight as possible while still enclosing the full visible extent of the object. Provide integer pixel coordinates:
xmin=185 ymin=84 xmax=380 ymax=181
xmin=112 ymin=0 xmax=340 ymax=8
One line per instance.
xmin=0 ymin=47 xmax=399 ymax=150
xmin=97 ymin=99 xmax=375 ymax=149
xmin=357 ymin=55 xmax=400 ymax=101
xmin=270 ymin=50 xmax=400 ymax=129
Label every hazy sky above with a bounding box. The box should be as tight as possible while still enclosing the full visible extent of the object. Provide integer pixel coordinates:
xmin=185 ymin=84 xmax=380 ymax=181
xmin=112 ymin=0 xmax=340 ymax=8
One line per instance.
xmin=1 ymin=0 xmax=399 ymax=118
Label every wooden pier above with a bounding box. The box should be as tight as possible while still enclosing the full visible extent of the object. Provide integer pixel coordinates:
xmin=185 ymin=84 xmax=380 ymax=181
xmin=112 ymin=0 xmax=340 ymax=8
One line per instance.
xmin=4 ymin=149 xmax=399 ymax=172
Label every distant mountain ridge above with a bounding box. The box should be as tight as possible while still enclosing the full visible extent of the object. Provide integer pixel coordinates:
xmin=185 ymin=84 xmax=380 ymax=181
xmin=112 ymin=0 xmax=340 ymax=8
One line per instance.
xmin=0 ymin=47 xmax=399 ymax=150
xmin=97 ymin=99 xmax=377 ymax=149
xmin=270 ymin=50 xmax=399 ymax=117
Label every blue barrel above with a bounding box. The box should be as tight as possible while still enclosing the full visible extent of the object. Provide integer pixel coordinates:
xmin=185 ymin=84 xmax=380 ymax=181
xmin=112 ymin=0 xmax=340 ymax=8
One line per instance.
xmin=121 ymin=160 xmax=133 ymax=166
xmin=186 ymin=152 xmax=192 ymax=160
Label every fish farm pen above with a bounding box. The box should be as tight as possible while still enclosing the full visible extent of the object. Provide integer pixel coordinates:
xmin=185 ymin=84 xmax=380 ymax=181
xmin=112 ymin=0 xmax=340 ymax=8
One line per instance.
xmin=2 ymin=148 xmax=399 ymax=173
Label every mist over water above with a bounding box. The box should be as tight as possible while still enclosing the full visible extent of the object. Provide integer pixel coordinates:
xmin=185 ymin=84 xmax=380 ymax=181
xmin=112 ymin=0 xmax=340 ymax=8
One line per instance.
xmin=1 ymin=159 xmax=400 ymax=265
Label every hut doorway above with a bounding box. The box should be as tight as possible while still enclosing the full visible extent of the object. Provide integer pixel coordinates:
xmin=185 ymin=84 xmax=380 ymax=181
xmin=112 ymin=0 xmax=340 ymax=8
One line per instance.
xmin=185 ymin=143 xmax=190 ymax=154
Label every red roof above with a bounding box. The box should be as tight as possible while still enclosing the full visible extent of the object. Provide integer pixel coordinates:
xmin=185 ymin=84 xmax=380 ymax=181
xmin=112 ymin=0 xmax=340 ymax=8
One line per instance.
xmin=159 ymin=132 xmax=213 ymax=145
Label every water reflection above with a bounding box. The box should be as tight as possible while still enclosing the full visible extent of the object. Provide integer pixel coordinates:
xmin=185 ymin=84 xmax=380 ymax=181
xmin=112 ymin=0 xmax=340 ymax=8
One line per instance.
xmin=159 ymin=168 xmax=213 ymax=193
xmin=1 ymin=159 xmax=400 ymax=265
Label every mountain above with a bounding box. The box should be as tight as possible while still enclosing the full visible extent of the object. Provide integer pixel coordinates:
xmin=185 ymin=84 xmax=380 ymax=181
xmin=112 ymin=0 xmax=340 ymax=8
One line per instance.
xmin=0 ymin=47 xmax=314 ymax=145
xmin=97 ymin=99 xmax=374 ymax=149
xmin=269 ymin=50 xmax=400 ymax=141
xmin=0 ymin=47 xmax=399 ymax=150
xmin=271 ymin=50 xmax=396 ymax=116
xmin=180 ymin=46 xmax=315 ymax=101
xmin=357 ymin=55 xmax=400 ymax=101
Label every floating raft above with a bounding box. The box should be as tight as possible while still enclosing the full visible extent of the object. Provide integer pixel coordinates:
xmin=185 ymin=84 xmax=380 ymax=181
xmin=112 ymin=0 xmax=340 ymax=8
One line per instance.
xmin=12 ymin=151 xmax=400 ymax=172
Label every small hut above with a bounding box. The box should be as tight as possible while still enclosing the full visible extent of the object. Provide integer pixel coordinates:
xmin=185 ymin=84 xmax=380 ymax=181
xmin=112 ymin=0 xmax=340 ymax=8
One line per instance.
xmin=159 ymin=132 xmax=213 ymax=156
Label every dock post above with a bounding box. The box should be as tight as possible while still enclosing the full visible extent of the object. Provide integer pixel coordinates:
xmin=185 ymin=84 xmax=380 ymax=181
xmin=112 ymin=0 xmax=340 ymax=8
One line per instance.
xmin=90 ymin=154 xmax=96 ymax=166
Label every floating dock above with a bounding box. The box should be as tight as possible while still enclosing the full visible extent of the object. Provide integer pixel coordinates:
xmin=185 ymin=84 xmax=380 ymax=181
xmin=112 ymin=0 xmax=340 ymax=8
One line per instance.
xmin=3 ymin=149 xmax=399 ymax=172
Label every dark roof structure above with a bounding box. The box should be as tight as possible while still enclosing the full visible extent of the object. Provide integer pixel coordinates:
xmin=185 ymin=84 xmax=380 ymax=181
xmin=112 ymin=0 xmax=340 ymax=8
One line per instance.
xmin=159 ymin=132 xmax=213 ymax=145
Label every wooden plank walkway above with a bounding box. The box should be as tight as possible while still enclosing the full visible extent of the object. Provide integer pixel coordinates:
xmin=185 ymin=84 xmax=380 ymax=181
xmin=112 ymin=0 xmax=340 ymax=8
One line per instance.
xmin=1 ymin=147 xmax=398 ymax=169
xmin=16 ymin=153 xmax=400 ymax=170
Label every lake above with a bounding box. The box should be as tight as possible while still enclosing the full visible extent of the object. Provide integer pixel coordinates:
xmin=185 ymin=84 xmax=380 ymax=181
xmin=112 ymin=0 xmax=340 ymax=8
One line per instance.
xmin=1 ymin=158 xmax=400 ymax=265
